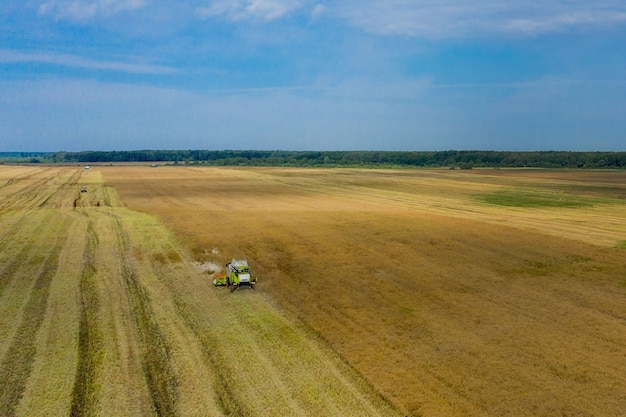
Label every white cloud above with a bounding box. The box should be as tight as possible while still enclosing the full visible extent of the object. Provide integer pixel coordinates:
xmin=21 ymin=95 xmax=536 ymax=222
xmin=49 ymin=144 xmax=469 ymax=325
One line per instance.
xmin=196 ymin=0 xmax=306 ymax=21
xmin=331 ymin=0 xmax=626 ymax=38
xmin=498 ymin=9 xmax=626 ymax=35
xmin=37 ymin=0 xmax=148 ymax=22
xmin=311 ymin=3 xmax=326 ymax=20
xmin=32 ymin=0 xmax=626 ymax=37
xmin=0 ymin=49 xmax=176 ymax=74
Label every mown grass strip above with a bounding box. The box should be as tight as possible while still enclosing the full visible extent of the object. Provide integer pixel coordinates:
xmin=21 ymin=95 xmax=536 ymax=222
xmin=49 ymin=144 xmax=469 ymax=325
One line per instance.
xmin=70 ymin=218 xmax=102 ymax=417
xmin=0 ymin=215 xmax=68 ymax=416
xmin=114 ymin=217 xmax=179 ymax=417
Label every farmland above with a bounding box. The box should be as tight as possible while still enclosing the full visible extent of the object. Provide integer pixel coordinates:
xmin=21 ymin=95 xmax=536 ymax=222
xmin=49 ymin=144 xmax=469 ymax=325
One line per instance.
xmin=0 ymin=165 xmax=401 ymax=417
xmin=1 ymin=165 xmax=626 ymax=416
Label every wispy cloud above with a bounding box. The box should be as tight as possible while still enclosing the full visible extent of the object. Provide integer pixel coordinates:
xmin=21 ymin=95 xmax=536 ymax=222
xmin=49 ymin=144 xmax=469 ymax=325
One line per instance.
xmin=310 ymin=3 xmax=326 ymax=20
xmin=37 ymin=0 xmax=148 ymax=22
xmin=30 ymin=0 xmax=626 ymax=38
xmin=332 ymin=1 xmax=626 ymax=38
xmin=196 ymin=0 xmax=308 ymax=21
xmin=498 ymin=9 xmax=626 ymax=35
xmin=0 ymin=49 xmax=177 ymax=74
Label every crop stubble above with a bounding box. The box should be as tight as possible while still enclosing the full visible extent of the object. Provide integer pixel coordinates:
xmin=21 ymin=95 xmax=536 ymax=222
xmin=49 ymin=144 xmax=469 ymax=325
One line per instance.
xmin=0 ymin=165 xmax=401 ymax=416
xmin=104 ymin=166 xmax=626 ymax=417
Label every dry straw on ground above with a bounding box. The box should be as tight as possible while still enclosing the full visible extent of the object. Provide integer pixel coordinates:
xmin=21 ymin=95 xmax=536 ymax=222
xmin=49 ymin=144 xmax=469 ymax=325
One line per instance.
xmin=0 ymin=165 xmax=401 ymax=417
xmin=105 ymin=166 xmax=626 ymax=417
xmin=2 ymin=165 xmax=626 ymax=416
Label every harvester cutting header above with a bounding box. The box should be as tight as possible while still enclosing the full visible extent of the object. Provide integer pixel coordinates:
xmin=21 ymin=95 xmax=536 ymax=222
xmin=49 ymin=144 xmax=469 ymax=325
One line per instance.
xmin=214 ymin=259 xmax=257 ymax=291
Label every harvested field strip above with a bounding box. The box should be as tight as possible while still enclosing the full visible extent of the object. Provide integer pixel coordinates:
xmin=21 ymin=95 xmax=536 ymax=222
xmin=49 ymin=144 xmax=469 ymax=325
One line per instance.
xmin=0 ymin=209 xmax=66 ymax=361
xmin=0 ymin=209 xmax=54 ymax=297
xmin=0 ymin=212 xmax=70 ymax=416
xmin=117 ymin=216 xmax=224 ymax=416
xmin=112 ymin=215 xmax=179 ymax=417
xmin=0 ymin=168 xmax=60 ymax=209
xmin=164 ymin=274 xmax=401 ymax=417
xmin=121 ymin=209 xmax=403 ymax=417
xmin=76 ymin=209 xmax=155 ymax=417
xmin=70 ymin=215 xmax=103 ymax=417
xmin=38 ymin=170 xmax=79 ymax=208
xmin=0 ymin=209 xmax=43 ymax=259
xmin=70 ymin=209 xmax=179 ymax=417
xmin=15 ymin=215 xmax=85 ymax=417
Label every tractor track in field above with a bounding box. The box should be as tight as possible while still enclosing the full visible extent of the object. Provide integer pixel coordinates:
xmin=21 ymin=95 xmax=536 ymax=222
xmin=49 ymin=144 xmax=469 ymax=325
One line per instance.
xmin=0 ymin=209 xmax=55 ymax=298
xmin=0 ymin=168 xmax=75 ymax=212
xmin=70 ymin=215 xmax=103 ymax=417
xmin=0 ymin=210 xmax=70 ymax=363
xmin=70 ymin=207 xmax=180 ymax=417
xmin=0 ymin=168 xmax=59 ymax=210
xmin=38 ymin=170 xmax=82 ymax=209
xmin=112 ymin=214 xmax=180 ymax=417
xmin=0 ymin=214 xmax=70 ymax=416
xmin=156 ymin=272 xmax=248 ymax=416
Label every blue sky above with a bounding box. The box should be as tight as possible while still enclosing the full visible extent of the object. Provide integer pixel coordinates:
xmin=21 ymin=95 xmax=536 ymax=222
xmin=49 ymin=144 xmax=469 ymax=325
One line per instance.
xmin=1 ymin=1 xmax=626 ymax=151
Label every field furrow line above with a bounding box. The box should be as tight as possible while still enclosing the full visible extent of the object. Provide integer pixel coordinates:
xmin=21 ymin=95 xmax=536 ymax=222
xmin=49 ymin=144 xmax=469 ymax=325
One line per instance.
xmin=215 ymin=296 xmax=309 ymax=416
xmin=13 ymin=212 xmax=85 ymax=417
xmin=0 ymin=209 xmax=69 ymax=362
xmin=0 ymin=167 xmax=41 ymax=191
xmin=70 ymin=216 xmax=103 ymax=417
xmin=0 ymin=168 xmax=58 ymax=210
xmin=165 ymin=291 xmax=248 ymax=416
xmin=111 ymin=214 xmax=180 ymax=417
xmin=0 ymin=213 xmax=70 ymax=416
xmin=232 ymin=293 xmax=397 ymax=416
xmin=38 ymin=170 xmax=82 ymax=209
xmin=0 ymin=209 xmax=42 ymax=256
xmin=0 ymin=209 xmax=55 ymax=297
xmin=71 ymin=208 xmax=162 ymax=417
xmin=113 ymin=208 xmax=228 ymax=416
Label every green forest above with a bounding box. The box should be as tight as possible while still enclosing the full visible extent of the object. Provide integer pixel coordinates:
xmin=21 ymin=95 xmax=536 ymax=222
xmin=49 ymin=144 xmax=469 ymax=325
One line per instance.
xmin=2 ymin=150 xmax=626 ymax=168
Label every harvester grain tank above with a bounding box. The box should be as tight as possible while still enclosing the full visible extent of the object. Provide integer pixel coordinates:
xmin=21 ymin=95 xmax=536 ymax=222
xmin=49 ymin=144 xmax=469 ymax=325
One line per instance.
xmin=214 ymin=259 xmax=256 ymax=290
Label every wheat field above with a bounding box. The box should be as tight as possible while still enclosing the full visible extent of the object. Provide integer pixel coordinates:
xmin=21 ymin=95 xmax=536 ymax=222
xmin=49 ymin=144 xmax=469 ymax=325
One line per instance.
xmin=104 ymin=166 xmax=626 ymax=417
xmin=0 ymin=165 xmax=401 ymax=417
xmin=1 ymin=165 xmax=626 ymax=416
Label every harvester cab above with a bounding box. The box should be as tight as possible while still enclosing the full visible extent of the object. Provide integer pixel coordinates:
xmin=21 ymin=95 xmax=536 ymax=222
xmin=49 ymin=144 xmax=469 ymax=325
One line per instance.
xmin=213 ymin=258 xmax=257 ymax=291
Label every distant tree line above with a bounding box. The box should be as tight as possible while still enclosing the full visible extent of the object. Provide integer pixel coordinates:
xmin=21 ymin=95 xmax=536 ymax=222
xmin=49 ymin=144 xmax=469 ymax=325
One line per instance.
xmin=0 ymin=152 xmax=55 ymax=164
xmin=44 ymin=150 xmax=626 ymax=168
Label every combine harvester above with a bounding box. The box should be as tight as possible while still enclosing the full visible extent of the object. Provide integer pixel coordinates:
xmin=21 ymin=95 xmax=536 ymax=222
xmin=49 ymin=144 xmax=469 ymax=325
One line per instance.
xmin=214 ymin=259 xmax=257 ymax=292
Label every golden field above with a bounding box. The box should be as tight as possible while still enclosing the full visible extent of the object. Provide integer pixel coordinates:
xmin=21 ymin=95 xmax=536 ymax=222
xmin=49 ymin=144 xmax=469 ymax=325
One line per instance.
xmin=0 ymin=165 xmax=400 ymax=417
xmin=1 ymin=165 xmax=626 ymax=416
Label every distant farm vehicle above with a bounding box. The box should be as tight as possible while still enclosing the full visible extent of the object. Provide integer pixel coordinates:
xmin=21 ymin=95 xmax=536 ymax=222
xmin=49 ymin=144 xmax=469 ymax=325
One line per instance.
xmin=214 ymin=259 xmax=256 ymax=291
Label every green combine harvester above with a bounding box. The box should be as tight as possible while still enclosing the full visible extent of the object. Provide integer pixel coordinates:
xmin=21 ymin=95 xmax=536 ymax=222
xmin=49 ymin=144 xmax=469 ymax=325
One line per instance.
xmin=214 ymin=259 xmax=256 ymax=291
